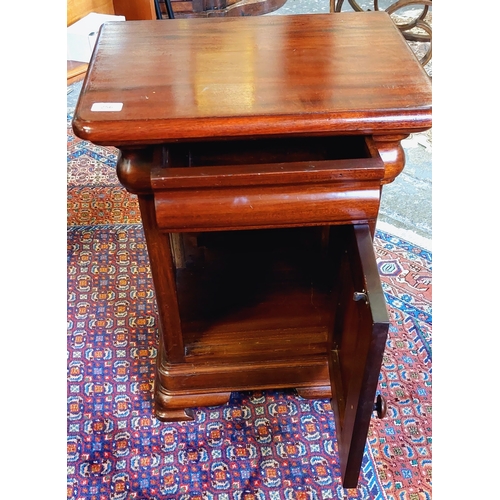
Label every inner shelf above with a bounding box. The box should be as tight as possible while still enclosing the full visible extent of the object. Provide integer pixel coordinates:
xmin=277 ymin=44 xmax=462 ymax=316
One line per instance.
xmin=175 ymin=225 xmax=342 ymax=362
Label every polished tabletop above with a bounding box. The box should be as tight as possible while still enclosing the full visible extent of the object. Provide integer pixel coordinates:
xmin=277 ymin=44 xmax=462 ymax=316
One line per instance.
xmin=73 ymin=12 xmax=432 ymax=146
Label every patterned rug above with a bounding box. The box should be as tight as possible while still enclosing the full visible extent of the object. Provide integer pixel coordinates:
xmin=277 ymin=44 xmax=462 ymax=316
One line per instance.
xmin=67 ymin=103 xmax=432 ymax=499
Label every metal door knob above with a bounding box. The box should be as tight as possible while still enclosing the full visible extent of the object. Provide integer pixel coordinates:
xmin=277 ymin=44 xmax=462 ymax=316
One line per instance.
xmin=374 ymin=394 xmax=387 ymax=419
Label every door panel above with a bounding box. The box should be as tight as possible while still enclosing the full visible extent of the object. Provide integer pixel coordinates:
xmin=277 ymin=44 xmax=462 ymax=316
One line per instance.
xmin=328 ymin=224 xmax=389 ymax=488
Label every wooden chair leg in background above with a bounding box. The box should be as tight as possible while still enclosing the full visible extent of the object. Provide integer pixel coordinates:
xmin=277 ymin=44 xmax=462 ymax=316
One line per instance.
xmin=154 ymin=0 xmax=175 ymax=18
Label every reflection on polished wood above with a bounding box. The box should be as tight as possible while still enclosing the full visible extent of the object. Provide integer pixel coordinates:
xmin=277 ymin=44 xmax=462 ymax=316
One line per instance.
xmin=73 ymin=14 xmax=431 ymax=146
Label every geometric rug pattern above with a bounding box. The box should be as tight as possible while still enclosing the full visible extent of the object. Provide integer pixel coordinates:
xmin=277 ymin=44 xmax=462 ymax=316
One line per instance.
xmin=67 ymin=107 xmax=432 ymax=500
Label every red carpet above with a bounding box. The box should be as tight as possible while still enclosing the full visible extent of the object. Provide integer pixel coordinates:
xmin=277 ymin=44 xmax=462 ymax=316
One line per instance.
xmin=67 ymin=109 xmax=432 ymax=499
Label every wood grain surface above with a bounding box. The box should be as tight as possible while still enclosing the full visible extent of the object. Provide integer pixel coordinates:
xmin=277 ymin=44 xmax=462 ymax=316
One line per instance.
xmin=73 ymin=12 xmax=432 ymax=145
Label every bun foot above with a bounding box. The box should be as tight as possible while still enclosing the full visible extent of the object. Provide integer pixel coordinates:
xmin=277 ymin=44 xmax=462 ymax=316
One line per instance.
xmin=154 ymin=405 xmax=195 ymax=422
xmin=154 ymin=377 xmax=232 ymax=422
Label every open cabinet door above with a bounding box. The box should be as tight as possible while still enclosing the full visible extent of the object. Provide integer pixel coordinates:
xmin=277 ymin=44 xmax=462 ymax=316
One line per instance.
xmin=328 ymin=224 xmax=389 ymax=488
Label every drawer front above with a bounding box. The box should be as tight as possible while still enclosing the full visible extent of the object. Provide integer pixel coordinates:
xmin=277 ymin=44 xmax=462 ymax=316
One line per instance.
xmin=151 ymin=137 xmax=385 ymax=232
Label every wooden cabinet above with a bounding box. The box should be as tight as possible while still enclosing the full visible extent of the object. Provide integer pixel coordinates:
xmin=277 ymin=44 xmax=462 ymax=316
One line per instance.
xmin=67 ymin=0 xmax=155 ymax=25
xmin=72 ymin=13 xmax=431 ymax=488
xmin=112 ymin=0 xmax=156 ymax=19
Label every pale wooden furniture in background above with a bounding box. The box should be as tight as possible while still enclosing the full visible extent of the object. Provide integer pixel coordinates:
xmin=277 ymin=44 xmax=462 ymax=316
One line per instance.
xmin=67 ymin=0 xmax=157 ymax=84
xmin=67 ymin=0 xmax=114 ymax=26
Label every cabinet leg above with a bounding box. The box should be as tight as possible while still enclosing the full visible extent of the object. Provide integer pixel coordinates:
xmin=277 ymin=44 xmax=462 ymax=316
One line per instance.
xmin=137 ymin=194 xmax=185 ymax=364
xmin=154 ymin=375 xmax=232 ymax=422
xmin=154 ymin=397 xmax=196 ymax=422
xmin=152 ymin=333 xmax=232 ymax=422
xmin=296 ymin=386 xmax=332 ymax=400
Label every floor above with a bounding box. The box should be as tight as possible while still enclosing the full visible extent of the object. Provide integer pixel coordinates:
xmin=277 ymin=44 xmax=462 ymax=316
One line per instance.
xmin=68 ymin=0 xmax=432 ymax=248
